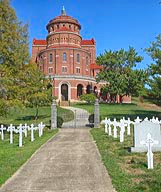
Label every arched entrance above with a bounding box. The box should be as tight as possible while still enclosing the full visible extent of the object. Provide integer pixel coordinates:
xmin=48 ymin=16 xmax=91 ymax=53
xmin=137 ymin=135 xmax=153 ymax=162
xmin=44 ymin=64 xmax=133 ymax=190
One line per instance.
xmin=61 ymin=84 xmax=68 ymax=101
xmin=77 ymin=84 xmax=83 ymax=97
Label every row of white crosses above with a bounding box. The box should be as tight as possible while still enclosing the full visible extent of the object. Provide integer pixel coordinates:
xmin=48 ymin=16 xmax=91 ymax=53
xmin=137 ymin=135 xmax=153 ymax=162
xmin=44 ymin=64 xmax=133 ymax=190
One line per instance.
xmin=103 ymin=116 xmax=161 ymax=143
xmin=0 ymin=122 xmax=45 ymax=147
xmin=103 ymin=116 xmax=135 ymax=142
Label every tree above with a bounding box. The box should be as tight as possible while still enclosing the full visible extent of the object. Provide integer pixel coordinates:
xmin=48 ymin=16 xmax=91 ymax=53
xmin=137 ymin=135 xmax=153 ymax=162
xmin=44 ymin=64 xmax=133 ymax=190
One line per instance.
xmin=96 ymin=47 xmax=148 ymax=100
xmin=145 ymin=34 xmax=161 ymax=103
xmin=22 ymin=63 xmax=53 ymax=119
xmin=0 ymin=1 xmax=52 ymax=117
xmin=0 ymin=0 xmax=30 ymax=115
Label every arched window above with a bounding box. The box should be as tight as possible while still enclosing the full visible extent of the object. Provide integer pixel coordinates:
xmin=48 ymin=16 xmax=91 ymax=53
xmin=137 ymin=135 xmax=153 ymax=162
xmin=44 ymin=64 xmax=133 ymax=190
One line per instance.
xmin=49 ymin=53 xmax=52 ymax=63
xmin=63 ymin=52 xmax=67 ymax=61
xmin=77 ymin=53 xmax=80 ymax=63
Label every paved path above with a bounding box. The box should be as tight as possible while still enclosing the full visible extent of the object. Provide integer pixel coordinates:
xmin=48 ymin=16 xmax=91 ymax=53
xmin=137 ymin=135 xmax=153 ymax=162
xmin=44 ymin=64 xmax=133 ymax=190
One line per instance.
xmin=0 ymin=128 xmax=116 ymax=192
xmin=62 ymin=107 xmax=90 ymax=128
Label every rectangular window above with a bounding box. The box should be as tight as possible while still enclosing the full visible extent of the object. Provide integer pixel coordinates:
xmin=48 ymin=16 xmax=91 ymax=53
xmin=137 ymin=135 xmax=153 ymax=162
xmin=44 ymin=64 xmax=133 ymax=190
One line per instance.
xmin=76 ymin=53 xmax=80 ymax=63
xmin=62 ymin=66 xmax=67 ymax=73
xmin=76 ymin=67 xmax=80 ymax=73
xmin=48 ymin=67 xmax=53 ymax=73
xmin=63 ymin=52 xmax=67 ymax=62
xmin=49 ymin=53 xmax=53 ymax=63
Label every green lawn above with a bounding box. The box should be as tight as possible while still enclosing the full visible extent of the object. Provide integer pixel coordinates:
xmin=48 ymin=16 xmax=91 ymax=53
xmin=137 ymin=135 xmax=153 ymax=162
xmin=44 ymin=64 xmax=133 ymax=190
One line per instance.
xmin=0 ymin=128 xmax=58 ymax=186
xmin=72 ymin=103 xmax=161 ymax=120
xmin=0 ymin=106 xmax=74 ymax=126
xmin=91 ymin=128 xmax=161 ymax=192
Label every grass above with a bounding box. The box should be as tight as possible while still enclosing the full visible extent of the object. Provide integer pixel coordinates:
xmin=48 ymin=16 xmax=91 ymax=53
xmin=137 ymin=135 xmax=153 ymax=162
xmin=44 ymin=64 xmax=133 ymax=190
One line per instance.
xmin=0 ymin=128 xmax=58 ymax=186
xmin=91 ymin=128 xmax=161 ymax=192
xmin=0 ymin=106 xmax=74 ymax=126
xmin=72 ymin=102 xmax=161 ymax=120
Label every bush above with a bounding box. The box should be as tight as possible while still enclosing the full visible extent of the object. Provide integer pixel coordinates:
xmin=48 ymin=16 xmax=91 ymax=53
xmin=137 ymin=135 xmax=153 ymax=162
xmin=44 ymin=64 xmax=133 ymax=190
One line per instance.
xmin=57 ymin=116 xmax=64 ymax=128
xmin=88 ymin=113 xmax=102 ymax=124
xmin=80 ymin=93 xmax=96 ymax=104
xmin=88 ymin=114 xmax=94 ymax=123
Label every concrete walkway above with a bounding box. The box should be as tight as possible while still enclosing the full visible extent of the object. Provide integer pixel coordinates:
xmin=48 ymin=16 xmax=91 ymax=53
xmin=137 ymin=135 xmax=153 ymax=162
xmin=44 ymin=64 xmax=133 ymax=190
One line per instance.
xmin=62 ymin=107 xmax=90 ymax=128
xmin=0 ymin=128 xmax=116 ymax=192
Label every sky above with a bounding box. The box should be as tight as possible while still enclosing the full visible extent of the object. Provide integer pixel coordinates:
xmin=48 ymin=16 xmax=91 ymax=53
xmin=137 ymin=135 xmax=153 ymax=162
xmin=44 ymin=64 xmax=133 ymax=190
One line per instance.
xmin=11 ymin=0 xmax=161 ymax=69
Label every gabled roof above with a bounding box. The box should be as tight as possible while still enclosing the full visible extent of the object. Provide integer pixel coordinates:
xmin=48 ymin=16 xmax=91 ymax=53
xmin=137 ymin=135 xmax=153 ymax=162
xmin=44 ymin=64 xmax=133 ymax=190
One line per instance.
xmin=33 ymin=39 xmax=46 ymax=45
xmin=81 ymin=38 xmax=95 ymax=45
xmin=90 ymin=63 xmax=103 ymax=70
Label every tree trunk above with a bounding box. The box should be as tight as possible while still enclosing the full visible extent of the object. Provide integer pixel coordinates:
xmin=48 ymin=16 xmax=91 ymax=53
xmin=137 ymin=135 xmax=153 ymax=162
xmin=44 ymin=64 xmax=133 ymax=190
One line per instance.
xmin=35 ymin=105 xmax=39 ymax=120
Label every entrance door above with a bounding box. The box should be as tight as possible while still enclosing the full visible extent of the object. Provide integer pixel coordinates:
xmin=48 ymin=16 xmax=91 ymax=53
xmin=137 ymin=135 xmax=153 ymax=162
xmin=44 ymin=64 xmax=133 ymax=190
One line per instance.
xmin=61 ymin=84 xmax=68 ymax=101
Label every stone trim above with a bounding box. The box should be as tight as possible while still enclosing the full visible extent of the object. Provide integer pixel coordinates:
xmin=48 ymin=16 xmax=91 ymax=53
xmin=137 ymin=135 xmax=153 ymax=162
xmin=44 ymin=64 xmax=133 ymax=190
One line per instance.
xmin=38 ymin=47 xmax=91 ymax=55
xmin=47 ymin=75 xmax=96 ymax=82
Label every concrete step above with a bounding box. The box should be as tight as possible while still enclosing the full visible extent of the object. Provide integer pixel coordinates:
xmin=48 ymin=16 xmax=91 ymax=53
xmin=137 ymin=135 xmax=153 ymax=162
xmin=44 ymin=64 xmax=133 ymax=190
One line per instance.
xmin=60 ymin=101 xmax=69 ymax=106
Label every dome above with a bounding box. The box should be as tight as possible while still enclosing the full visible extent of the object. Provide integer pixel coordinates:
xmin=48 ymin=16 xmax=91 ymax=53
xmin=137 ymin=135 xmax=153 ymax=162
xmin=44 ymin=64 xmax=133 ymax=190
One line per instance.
xmin=46 ymin=7 xmax=81 ymax=30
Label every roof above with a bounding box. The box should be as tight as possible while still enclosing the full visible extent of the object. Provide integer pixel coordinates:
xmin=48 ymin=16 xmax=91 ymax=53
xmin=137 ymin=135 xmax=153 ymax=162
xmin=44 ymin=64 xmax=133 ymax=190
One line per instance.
xmin=90 ymin=63 xmax=103 ymax=70
xmin=33 ymin=39 xmax=46 ymax=45
xmin=81 ymin=38 xmax=95 ymax=45
xmin=47 ymin=15 xmax=81 ymax=30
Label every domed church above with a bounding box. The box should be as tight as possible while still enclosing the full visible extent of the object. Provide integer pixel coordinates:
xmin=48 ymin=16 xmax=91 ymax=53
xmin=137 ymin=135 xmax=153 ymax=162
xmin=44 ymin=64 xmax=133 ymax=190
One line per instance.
xmin=32 ymin=7 xmax=131 ymax=104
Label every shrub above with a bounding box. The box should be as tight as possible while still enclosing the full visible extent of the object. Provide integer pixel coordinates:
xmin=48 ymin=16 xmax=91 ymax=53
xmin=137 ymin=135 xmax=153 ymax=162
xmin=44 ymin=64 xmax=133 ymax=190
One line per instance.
xmin=80 ymin=93 xmax=96 ymax=104
xmin=88 ymin=114 xmax=94 ymax=123
xmin=57 ymin=116 xmax=64 ymax=128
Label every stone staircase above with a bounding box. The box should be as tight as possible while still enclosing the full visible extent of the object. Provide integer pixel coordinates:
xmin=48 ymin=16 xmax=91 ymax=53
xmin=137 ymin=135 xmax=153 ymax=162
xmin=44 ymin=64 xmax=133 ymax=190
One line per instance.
xmin=60 ymin=101 xmax=69 ymax=106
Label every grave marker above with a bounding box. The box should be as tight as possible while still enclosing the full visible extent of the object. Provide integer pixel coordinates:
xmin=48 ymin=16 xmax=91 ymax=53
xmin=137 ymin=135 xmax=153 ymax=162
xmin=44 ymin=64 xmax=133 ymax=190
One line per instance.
xmin=28 ymin=124 xmax=37 ymax=142
xmin=38 ymin=122 xmax=45 ymax=137
xmin=140 ymin=133 xmax=159 ymax=169
xmin=0 ymin=125 xmax=6 ymax=140
xmin=126 ymin=118 xmax=134 ymax=135
xmin=7 ymin=124 xmax=15 ymax=144
xmin=15 ymin=124 xmax=24 ymax=147
xmin=113 ymin=118 xmax=118 ymax=138
xmin=119 ymin=120 xmax=126 ymax=142
xmin=131 ymin=120 xmax=161 ymax=152
xmin=23 ymin=124 xmax=28 ymax=137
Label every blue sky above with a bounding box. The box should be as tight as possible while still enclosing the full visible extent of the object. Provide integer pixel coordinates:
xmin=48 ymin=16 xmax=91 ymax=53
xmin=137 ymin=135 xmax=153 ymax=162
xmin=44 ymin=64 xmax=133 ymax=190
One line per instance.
xmin=11 ymin=0 xmax=161 ymax=69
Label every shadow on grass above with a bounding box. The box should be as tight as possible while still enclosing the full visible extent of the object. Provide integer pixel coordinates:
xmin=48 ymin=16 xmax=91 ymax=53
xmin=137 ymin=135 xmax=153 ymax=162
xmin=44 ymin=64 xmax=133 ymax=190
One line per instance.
xmin=16 ymin=115 xmax=50 ymax=121
xmin=101 ymin=110 xmax=161 ymax=120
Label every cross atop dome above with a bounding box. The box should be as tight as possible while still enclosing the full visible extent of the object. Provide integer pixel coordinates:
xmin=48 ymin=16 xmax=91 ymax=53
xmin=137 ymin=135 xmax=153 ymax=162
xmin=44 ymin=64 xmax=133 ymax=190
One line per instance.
xmin=61 ymin=6 xmax=66 ymax=16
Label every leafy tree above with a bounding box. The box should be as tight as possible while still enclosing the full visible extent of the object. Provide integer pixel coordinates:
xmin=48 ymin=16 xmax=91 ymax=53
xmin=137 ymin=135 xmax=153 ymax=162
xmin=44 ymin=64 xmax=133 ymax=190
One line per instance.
xmin=0 ymin=0 xmax=29 ymax=69
xmin=0 ymin=0 xmax=29 ymax=115
xmin=16 ymin=62 xmax=53 ymax=119
xmin=145 ymin=34 xmax=161 ymax=103
xmin=0 ymin=1 xmax=52 ymax=117
xmin=96 ymin=47 xmax=148 ymax=100
xmin=80 ymin=93 xmax=96 ymax=104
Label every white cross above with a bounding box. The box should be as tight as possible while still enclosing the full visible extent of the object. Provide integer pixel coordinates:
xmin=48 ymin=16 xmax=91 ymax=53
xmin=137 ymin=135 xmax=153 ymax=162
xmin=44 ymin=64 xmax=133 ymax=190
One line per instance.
xmin=104 ymin=118 xmax=112 ymax=135
xmin=37 ymin=122 xmax=45 ymax=137
xmin=28 ymin=124 xmax=37 ymax=142
xmin=140 ymin=133 xmax=159 ymax=169
xmin=134 ymin=116 xmax=142 ymax=124
xmin=23 ymin=124 xmax=29 ymax=137
xmin=144 ymin=117 xmax=149 ymax=121
xmin=112 ymin=118 xmax=118 ymax=138
xmin=119 ymin=120 xmax=126 ymax=142
xmin=15 ymin=124 xmax=24 ymax=147
xmin=0 ymin=125 xmax=6 ymax=140
xmin=7 ymin=124 xmax=15 ymax=144
xmin=150 ymin=116 xmax=155 ymax=123
xmin=126 ymin=118 xmax=134 ymax=136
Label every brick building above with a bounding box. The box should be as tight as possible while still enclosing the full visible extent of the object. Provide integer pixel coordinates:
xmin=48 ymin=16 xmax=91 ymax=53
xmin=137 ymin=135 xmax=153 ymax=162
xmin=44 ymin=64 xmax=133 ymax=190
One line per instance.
xmin=32 ymin=7 xmax=131 ymax=104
